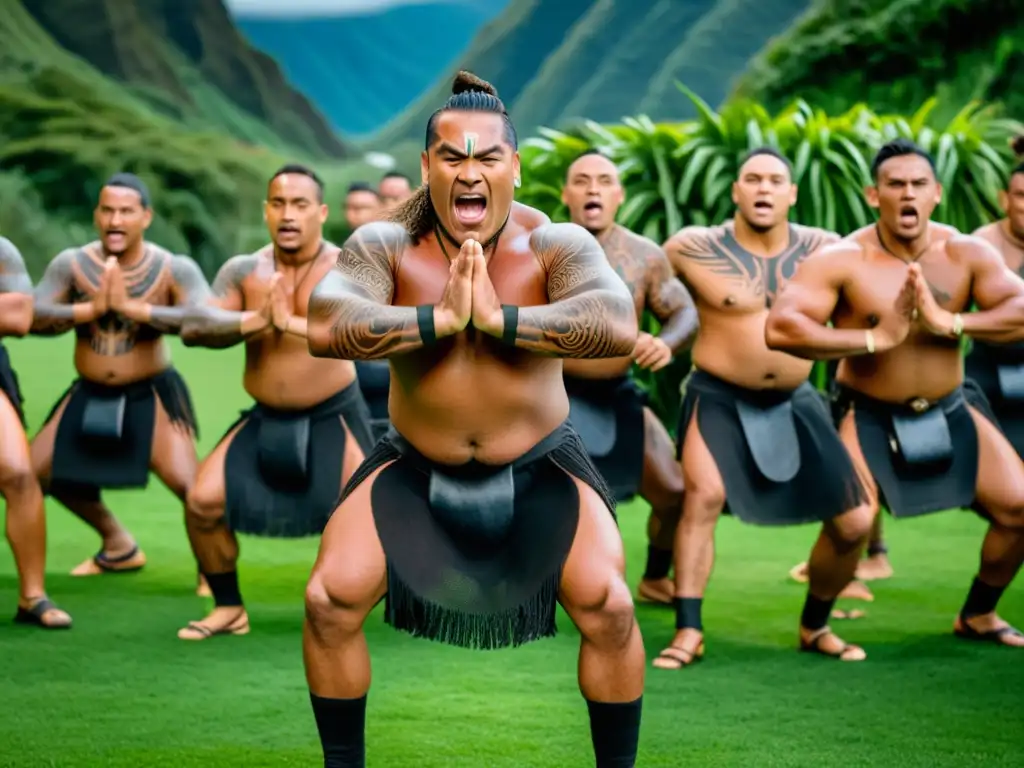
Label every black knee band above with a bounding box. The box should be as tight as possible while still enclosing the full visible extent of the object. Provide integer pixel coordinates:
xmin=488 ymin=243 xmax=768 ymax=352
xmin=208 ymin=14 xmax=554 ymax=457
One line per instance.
xmin=643 ymin=545 xmax=672 ymax=581
xmin=310 ymin=693 xmax=367 ymax=768
xmin=800 ymin=593 xmax=836 ymax=631
xmin=961 ymin=577 xmax=1006 ymax=618
xmin=203 ymin=570 xmax=243 ymax=608
xmin=674 ymin=597 xmax=702 ymax=631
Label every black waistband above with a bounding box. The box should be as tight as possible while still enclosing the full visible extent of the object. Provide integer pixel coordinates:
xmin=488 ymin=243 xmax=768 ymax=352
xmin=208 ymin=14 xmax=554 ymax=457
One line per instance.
xmin=252 ymin=379 xmax=360 ymax=420
xmin=385 ymin=420 xmax=572 ymax=480
xmin=969 ymin=340 xmax=1024 ymax=365
xmin=687 ymin=368 xmax=802 ymax=408
xmin=563 ymin=373 xmax=631 ymax=399
xmin=835 ymin=383 xmax=965 ymax=417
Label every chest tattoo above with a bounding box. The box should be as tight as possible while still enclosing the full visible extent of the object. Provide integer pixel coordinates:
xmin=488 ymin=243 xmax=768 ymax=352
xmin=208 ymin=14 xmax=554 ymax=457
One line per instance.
xmin=70 ymin=247 xmax=168 ymax=355
xmin=601 ymin=229 xmax=647 ymax=300
xmin=687 ymin=228 xmax=813 ymax=307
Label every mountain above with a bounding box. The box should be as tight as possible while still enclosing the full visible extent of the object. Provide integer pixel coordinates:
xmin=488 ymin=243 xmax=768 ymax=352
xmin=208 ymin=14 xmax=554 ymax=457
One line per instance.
xmin=734 ymin=0 xmax=1023 ymax=122
xmin=233 ymin=2 xmax=510 ymax=138
xmin=373 ymin=0 xmax=597 ymax=149
xmin=374 ymin=0 xmax=814 ymax=148
xmin=22 ymin=0 xmax=348 ymax=157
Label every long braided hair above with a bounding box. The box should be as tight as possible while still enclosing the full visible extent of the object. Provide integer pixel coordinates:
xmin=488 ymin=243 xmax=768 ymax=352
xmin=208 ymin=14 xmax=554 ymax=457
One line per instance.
xmin=387 ymin=71 xmax=517 ymax=243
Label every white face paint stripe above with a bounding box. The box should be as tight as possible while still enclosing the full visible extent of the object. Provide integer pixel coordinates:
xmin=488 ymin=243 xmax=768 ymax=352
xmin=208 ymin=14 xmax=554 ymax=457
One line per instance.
xmin=464 ymin=132 xmax=478 ymax=157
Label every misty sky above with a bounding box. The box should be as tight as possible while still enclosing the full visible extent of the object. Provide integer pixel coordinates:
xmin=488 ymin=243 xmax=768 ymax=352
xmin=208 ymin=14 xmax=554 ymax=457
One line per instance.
xmin=224 ymin=0 xmax=473 ymax=16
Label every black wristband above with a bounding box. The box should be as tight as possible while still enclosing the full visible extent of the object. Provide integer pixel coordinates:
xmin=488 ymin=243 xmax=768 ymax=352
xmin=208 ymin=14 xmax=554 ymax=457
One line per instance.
xmin=501 ymin=304 xmax=518 ymax=346
xmin=417 ymin=304 xmax=436 ymax=345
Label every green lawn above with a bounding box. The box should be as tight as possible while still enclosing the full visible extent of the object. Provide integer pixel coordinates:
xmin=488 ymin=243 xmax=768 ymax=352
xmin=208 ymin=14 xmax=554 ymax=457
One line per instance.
xmin=1 ymin=336 xmax=1022 ymax=767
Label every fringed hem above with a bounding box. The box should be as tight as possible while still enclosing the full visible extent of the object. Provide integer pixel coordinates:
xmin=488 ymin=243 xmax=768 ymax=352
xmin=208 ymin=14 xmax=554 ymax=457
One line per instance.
xmin=153 ymin=367 xmax=200 ymax=439
xmin=383 ymin=561 xmax=561 ymax=650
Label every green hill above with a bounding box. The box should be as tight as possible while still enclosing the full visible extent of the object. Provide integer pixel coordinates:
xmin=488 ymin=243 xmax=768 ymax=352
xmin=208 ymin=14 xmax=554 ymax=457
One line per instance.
xmin=734 ymin=0 xmax=1024 ymax=122
xmin=22 ymin=0 xmax=348 ymax=158
xmin=372 ymin=0 xmax=813 ymax=149
xmin=0 ymin=0 xmax=327 ymax=277
xmin=371 ymin=0 xmax=597 ymax=150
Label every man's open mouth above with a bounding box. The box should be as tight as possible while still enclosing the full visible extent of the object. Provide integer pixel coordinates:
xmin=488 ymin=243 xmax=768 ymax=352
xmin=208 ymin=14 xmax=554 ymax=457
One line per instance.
xmin=753 ymin=200 xmax=773 ymax=211
xmin=454 ymin=194 xmax=487 ymax=225
xmin=278 ymin=225 xmax=300 ymax=234
xmin=899 ymin=205 xmax=919 ymax=226
xmin=584 ymin=201 xmax=602 ymax=212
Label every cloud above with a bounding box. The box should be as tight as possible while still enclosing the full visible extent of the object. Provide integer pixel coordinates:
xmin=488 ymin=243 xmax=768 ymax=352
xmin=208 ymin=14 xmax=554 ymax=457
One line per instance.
xmin=225 ymin=0 xmax=470 ymax=17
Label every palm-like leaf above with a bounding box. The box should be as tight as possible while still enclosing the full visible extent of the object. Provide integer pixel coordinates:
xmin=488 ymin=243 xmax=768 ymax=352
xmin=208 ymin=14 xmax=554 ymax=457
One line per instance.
xmin=516 ymin=87 xmax=1024 ymax=428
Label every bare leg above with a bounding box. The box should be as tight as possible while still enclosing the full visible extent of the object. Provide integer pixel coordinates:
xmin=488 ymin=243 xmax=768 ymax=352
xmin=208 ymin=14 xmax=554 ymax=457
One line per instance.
xmin=559 ymin=475 xmax=644 ymax=766
xmin=0 ymin=393 xmax=71 ymax=627
xmin=29 ymin=393 xmax=144 ymax=574
xmin=181 ymin=417 xmax=366 ymax=639
xmin=952 ymin=407 xmax=1024 ymax=647
xmin=304 ymin=464 xmax=391 ymax=767
xmin=856 ymin=514 xmax=894 ymax=581
xmin=636 ymin=408 xmax=684 ymax=605
xmin=653 ymin=405 xmax=720 ymax=669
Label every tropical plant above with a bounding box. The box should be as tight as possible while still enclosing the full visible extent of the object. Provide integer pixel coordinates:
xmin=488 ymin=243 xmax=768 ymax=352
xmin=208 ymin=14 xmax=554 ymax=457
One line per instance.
xmin=517 ymin=87 xmax=1023 ymax=427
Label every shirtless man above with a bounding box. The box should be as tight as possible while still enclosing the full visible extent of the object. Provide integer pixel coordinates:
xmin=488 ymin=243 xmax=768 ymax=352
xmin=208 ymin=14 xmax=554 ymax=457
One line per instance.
xmin=378 ymin=171 xmax=413 ymax=208
xmin=302 ymin=72 xmax=643 ymax=766
xmin=766 ymin=138 xmax=1024 ymax=648
xmin=654 ymin=148 xmax=875 ymax=670
xmin=561 ymin=150 xmax=696 ymax=605
xmin=964 ymin=150 xmax=1024 ymax=456
xmin=0 ymin=237 xmax=71 ymax=629
xmin=176 ymin=164 xmax=376 ymax=640
xmin=30 ymin=173 xmax=208 ymax=580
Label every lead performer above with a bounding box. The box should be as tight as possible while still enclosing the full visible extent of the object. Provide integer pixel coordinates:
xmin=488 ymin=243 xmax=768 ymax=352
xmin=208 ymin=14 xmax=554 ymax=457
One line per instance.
xmin=302 ymin=72 xmax=644 ymax=767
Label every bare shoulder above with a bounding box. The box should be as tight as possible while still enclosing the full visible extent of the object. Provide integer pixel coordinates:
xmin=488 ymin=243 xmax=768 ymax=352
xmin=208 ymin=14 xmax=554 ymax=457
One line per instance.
xmin=0 ymin=236 xmax=27 ymax=269
xmin=947 ymin=231 xmax=1003 ymax=265
xmin=529 ymin=221 xmax=604 ymax=265
xmin=211 ymin=252 xmax=261 ymax=295
xmin=791 ymin=223 xmax=842 ymax=251
xmin=972 ymin=221 xmax=1001 ymax=241
xmin=510 ymin=201 xmax=551 ymax=230
xmin=614 ymin=226 xmax=664 ymax=262
xmin=341 ymin=221 xmax=411 ymax=266
xmin=663 ymin=224 xmax=716 ymax=257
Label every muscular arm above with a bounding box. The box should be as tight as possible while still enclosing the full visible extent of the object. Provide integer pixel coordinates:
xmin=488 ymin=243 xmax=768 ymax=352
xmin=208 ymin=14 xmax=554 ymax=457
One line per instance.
xmin=764 ymin=246 xmax=876 ymax=360
xmin=510 ymin=223 xmax=637 ymax=357
xmin=646 ymin=245 xmax=698 ymax=352
xmin=307 ymin=222 xmax=426 ymax=360
xmin=0 ymin=238 xmax=35 ymax=337
xmin=125 ymin=256 xmax=212 ymax=335
xmin=180 ymin=255 xmax=269 ymax=349
xmin=959 ymin=239 xmax=1024 ymax=343
xmin=30 ymin=250 xmax=100 ymax=336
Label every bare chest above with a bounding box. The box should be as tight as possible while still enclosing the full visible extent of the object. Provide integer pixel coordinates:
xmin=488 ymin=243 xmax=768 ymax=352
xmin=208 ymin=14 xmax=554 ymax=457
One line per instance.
xmin=69 ymin=249 xmax=171 ymax=305
xmin=393 ymin=242 xmax=548 ymax=308
xmin=242 ymin=259 xmax=329 ymax=317
xmin=603 ymin=249 xmax=647 ymax=315
xmin=685 ymin=251 xmax=803 ymax=314
xmin=843 ymin=259 xmax=972 ymax=324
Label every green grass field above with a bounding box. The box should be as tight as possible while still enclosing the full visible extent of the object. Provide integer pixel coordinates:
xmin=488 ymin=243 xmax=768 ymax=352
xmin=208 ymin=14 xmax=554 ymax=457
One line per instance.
xmin=1 ymin=336 xmax=1022 ymax=767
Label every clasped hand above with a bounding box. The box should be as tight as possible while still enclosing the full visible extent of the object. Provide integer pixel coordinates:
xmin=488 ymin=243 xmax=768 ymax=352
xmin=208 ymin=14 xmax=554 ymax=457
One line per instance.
xmin=433 ymin=239 xmax=504 ymax=338
xmin=259 ymin=273 xmax=292 ymax=332
xmin=873 ymin=263 xmax=958 ymax=351
xmin=93 ymin=257 xmax=139 ymax=317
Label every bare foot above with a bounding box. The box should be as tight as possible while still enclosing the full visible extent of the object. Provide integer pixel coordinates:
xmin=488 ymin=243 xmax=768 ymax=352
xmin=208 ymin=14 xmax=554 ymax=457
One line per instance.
xmin=177 ymin=606 xmax=249 ymax=641
xmin=954 ymin=613 xmax=1024 ymax=647
xmin=14 ymin=597 xmax=72 ymax=629
xmin=856 ymin=553 xmax=893 ymax=581
xmin=839 ymin=579 xmax=874 ymax=602
xmin=799 ymin=625 xmax=866 ymax=661
xmin=71 ymin=543 xmax=147 ymax=576
xmin=788 ymin=561 xmax=809 ymax=583
xmin=196 ymin=574 xmax=211 ymax=598
xmin=637 ymin=578 xmax=673 ymax=605
xmin=652 ymin=628 xmax=704 ymax=670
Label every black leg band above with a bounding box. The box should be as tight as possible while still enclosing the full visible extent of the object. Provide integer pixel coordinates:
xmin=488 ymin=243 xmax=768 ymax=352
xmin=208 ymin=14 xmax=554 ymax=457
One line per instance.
xmin=674 ymin=597 xmax=702 ymax=631
xmin=416 ymin=305 xmax=436 ymax=345
xmin=501 ymin=304 xmax=518 ymax=346
xmin=961 ymin=577 xmax=1006 ymax=618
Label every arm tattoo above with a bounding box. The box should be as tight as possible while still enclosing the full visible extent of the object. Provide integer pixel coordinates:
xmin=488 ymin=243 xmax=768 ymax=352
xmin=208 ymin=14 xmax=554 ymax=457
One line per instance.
xmin=514 ymin=223 xmax=637 ymax=358
xmin=307 ymin=222 xmax=424 ymax=360
xmin=644 ymin=245 xmax=698 ymax=351
xmin=142 ymin=256 xmax=212 ymax=334
xmin=674 ymin=225 xmax=836 ymax=307
xmin=181 ymin=255 xmax=260 ymax=348
xmin=31 ymin=249 xmax=80 ymax=335
xmin=0 ymin=238 xmax=33 ymax=294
